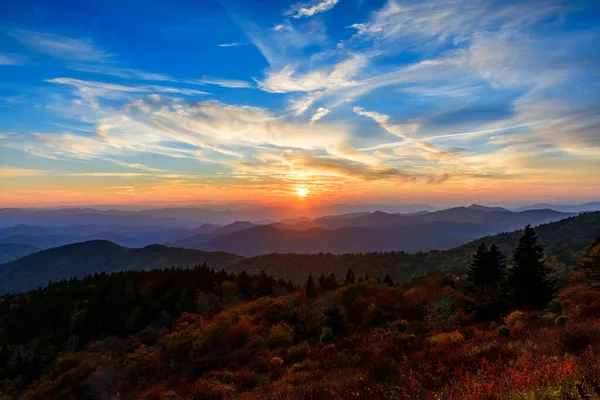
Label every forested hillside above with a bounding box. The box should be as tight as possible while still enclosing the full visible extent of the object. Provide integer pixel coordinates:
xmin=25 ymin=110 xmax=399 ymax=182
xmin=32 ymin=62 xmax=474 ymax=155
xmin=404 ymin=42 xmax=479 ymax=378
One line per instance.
xmin=2 ymin=213 xmax=599 ymax=294
xmin=2 ymin=230 xmax=600 ymax=399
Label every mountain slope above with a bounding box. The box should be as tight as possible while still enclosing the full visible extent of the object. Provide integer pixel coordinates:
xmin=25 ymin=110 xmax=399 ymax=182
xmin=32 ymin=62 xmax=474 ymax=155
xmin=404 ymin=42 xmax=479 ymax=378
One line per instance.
xmin=0 ymin=241 xmax=243 ymax=294
xmin=0 ymin=243 xmax=40 ymax=263
xmin=228 ymin=212 xmax=600 ymax=283
xmin=514 ymin=202 xmax=600 ymax=213
xmin=194 ymin=209 xmax=574 ymax=255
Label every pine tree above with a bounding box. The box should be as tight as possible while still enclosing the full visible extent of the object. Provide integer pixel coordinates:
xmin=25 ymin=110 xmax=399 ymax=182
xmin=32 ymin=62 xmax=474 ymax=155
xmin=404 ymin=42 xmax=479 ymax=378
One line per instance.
xmin=467 ymin=243 xmax=489 ymax=292
xmin=467 ymin=243 xmax=507 ymax=291
xmin=318 ymin=273 xmax=326 ymax=291
xmin=344 ymin=268 xmax=355 ymax=285
xmin=383 ymin=274 xmax=394 ymax=287
xmin=508 ymin=225 xmax=556 ymax=308
xmin=467 ymin=243 xmax=507 ymax=319
xmin=305 ymin=274 xmax=317 ymax=298
xmin=580 ymin=236 xmax=600 ymax=285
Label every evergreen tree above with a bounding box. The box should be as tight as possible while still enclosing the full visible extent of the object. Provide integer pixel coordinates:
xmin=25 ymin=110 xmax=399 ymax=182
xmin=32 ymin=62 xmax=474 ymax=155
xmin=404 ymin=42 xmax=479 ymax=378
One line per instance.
xmin=383 ymin=274 xmax=394 ymax=287
xmin=467 ymin=243 xmax=507 ymax=291
xmin=344 ymin=268 xmax=355 ymax=285
xmin=467 ymin=243 xmax=507 ymax=319
xmin=580 ymin=236 xmax=600 ymax=285
xmin=324 ymin=273 xmax=338 ymax=291
xmin=305 ymin=274 xmax=317 ymax=298
xmin=508 ymin=225 xmax=556 ymax=308
xmin=318 ymin=273 xmax=326 ymax=291
xmin=467 ymin=243 xmax=489 ymax=291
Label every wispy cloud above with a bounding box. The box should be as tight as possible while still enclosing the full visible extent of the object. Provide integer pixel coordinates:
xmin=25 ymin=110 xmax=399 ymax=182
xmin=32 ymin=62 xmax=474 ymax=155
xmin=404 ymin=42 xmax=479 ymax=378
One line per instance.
xmin=218 ymin=42 xmax=243 ymax=47
xmin=68 ymin=64 xmax=175 ymax=82
xmin=349 ymin=0 xmax=569 ymax=47
xmin=198 ymin=77 xmax=253 ymax=88
xmin=47 ymin=78 xmax=210 ymax=103
xmin=0 ymin=167 xmax=48 ymax=177
xmin=287 ymin=0 xmax=341 ymax=18
xmin=11 ymin=30 xmax=112 ymax=62
xmin=257 ymin=53 xmax=368 ymax=93
xmin=309 ymin=107 xmax=330 ymax=124
xmin=0 ymin=53 xmax=22 ymax=65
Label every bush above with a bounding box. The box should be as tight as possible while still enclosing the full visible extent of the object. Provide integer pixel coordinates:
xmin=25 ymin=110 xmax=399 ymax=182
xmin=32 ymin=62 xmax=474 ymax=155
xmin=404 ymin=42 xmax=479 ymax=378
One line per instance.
xmin=268 ymin=323 xmax=294 ymax=347
xmin=546 ymin=300 xmax=562 ymax=314
xmin=555 ymin=315 xmax=569 ymax=326
xmin=428 ymin=330 xmax=464 ymax=345
xmin=286 ymin=341 xmax=310 ymax=363
xmin=320 ymin=326 xmax=335 ymax=342
xmin=511 ymin=320 xmax=526 ymax=336
xmin=504 ymin=310 xmax=524 ymax=327
xmin=496 ymin=325 xmax=510 ymax=337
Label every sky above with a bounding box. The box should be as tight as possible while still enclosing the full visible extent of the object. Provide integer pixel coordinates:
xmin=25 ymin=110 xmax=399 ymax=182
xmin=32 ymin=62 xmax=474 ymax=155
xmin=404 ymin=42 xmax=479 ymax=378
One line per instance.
xmin=0 ymin=0 xmax=599 ymax=207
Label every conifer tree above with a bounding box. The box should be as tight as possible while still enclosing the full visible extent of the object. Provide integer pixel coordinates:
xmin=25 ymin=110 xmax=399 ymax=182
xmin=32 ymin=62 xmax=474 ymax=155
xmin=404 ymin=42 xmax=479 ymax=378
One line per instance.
xmin=305 ymin=274 xmax=317 ymax=298
xmin=383 ymin=274 xmax=394 ymax=287
xmin=467 ymin=243 xmax=507 ymax=291
xmin=467 ymin=242 xmax=507 ymax=319
xmin=344 ymin=268 xmax=355 ymax=285
xmin=508 ymin=225 xmax=556 ymax=308
xmin=580 ymin=236 xmax=600 ymax=285
xmin=467 ymin=243 xmax=489 ymax=291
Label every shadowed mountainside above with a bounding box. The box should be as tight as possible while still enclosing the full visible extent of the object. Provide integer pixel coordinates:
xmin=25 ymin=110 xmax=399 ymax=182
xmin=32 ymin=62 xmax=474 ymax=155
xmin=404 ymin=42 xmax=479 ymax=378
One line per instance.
xmin=2 ymin=212 xmax=598 ymax=294
xmin=0 ymin=241 xmax=242 ymax=294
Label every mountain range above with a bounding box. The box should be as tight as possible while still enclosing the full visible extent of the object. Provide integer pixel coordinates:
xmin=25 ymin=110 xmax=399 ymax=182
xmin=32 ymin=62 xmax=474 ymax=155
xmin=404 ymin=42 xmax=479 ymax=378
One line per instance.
xmin=1 ymin=211 xmax=599 ymax=294
xmin=173 ymin=206 xmax=575 ymax=255
xmin=0 ymin=204 xmax=591 ymax=255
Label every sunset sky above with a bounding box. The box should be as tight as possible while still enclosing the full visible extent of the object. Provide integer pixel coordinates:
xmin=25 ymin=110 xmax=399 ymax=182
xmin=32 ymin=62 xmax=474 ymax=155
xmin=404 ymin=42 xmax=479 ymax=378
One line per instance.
xmin=1 ymin=0 xmax=599 ymax=207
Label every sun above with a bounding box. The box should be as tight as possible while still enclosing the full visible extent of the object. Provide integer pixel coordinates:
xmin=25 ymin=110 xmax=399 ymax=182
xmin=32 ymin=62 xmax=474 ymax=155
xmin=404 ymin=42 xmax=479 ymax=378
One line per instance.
xmin=296 ymin=187 xmax=309 ymax=197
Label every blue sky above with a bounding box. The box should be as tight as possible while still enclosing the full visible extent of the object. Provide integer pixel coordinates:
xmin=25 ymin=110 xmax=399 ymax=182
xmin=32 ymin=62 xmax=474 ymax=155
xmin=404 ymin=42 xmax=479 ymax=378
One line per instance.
xmin=0 ymin=0 xmax=599 ymax=206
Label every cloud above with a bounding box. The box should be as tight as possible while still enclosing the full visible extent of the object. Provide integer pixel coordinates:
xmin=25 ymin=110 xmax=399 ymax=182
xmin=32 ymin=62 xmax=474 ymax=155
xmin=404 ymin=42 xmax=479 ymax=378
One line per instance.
xmin=218 ymin=42 xmax=243 ymax=47
xmin=353 ymin=106 xmax=460 ymax=163
xmin=198 ymin=77 xmax=253 ymax=88
xmin=46 ymin=78 xmax=210 ymax=103
xmin=0 ymin=167 xmax=48 ymax=177
xmin=69 ymin=64 xmax=175 ymax=82
xmin=309 ymin=107 xmax=330 ymax=123
xmin=11 ymin=30 xmax=111 ymax=62
xmin=349 ymin=0 xmax=569 ymax=47
xmin=257 ymin=53 xmax=368 ymax=93
xmin=0 ymin=53 xmax=21 ymax=65
xmin=287 ymin=0 xmax=341 ymax=18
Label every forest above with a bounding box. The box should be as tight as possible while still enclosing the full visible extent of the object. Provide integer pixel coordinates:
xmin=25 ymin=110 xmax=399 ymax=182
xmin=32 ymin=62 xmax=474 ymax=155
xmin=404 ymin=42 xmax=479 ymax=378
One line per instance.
xmin=1 ymin=226 xmax=600 ymax=399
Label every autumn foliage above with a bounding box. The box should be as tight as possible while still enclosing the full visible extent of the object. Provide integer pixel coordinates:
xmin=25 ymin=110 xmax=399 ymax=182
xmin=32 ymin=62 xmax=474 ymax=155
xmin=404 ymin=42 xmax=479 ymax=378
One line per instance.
xmin=2 ymin=233 xmax=600 ymax=399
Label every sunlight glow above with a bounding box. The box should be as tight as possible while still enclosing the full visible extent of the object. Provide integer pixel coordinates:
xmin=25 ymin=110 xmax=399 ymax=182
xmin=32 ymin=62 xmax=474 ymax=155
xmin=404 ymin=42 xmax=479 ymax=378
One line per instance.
xmin=296 ymin=187 xmax=309 ymax=197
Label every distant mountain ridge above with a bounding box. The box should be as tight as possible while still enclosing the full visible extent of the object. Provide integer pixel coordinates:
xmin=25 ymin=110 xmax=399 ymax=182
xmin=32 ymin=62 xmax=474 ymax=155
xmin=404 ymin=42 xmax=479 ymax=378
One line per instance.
xmin=514 ymin=202 xmax=600 ymax=213
xmin=2 ymin=212 xmax=598 ymax=294
xmin=175 ymin=207 xmax=574 ymax=255
xmin=0 ymin=243 xmax=40 ymax=263
xmin=0 ymin=241 xmax=242 ymax=294
xmin=0 ymin=203 xmax=594 ymax=254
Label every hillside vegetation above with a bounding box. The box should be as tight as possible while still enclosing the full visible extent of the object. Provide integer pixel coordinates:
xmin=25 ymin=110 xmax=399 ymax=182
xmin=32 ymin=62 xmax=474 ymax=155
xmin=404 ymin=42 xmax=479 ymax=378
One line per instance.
xmin=2 ymin=213 xmax=599 ymax=294
xmin=1 ymin=229 xmax=600 ymax=399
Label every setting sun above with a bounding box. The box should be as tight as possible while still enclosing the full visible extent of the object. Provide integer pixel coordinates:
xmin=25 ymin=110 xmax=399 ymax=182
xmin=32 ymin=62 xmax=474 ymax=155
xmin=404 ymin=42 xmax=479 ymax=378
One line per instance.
xmin=296 ymin=187 xmax=309 ymax=197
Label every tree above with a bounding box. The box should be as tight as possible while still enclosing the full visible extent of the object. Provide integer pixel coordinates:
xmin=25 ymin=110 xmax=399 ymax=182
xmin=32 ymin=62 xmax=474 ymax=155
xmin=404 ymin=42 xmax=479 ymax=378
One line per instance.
xmin=383 ymin=275 xmax=394 ymax=287
xmin=305 ymin=274 xmax=317 ymax=298
xmin=467 ymin=243 xmax=507 ymax=291
xmin=508 ymin=225 xmax=556 ymax=308
xmin=467 ymin=243 xmax=507 ymax=319
xmin=344 ymin=269 xmax=355 ymax=285
xmin=580 ymin=236 xmax=600 ymax=285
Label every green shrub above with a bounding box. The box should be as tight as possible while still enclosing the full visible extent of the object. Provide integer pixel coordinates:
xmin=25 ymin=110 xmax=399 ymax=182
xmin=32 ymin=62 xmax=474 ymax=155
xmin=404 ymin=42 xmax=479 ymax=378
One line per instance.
xmin=545 ymin=300 xmax=562 ymax=314
xmin=320 ymin=326 xmax=335 ymax=342
xmin=496 ymin=325 xmax=510 ymax=337
xmin=555 ymin=315 xmax=569 ymax=326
